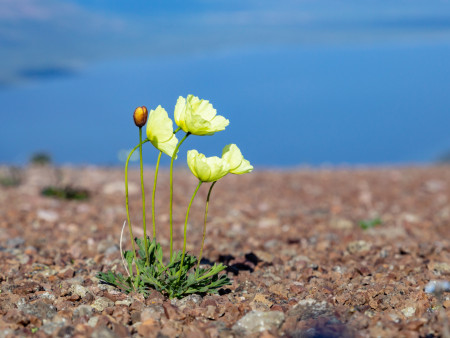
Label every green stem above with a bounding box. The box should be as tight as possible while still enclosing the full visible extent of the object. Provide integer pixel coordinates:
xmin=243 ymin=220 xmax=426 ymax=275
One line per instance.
xmin=197 ymin=181 xmax=217 ymax=272
xmin=169 ymin=132 xmax=190 ymax=260
xmin=178 ymin=180 xmax=202 ymax=281
xmin=138 ymin=128 xmax=149 ymax=266
xmin=152 ymin=151 xmax=162 ymax=240
xmin=125 ymin=138 xmax=149 ymax=275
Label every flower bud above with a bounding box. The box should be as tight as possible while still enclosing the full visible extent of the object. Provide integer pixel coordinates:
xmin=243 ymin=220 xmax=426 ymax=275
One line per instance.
xmin=133 ymin=106 xmax=148 ymax=127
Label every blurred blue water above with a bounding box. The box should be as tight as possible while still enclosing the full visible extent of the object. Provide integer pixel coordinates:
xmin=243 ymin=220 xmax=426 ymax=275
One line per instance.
xmin=1 ymin=1 xmax=450 ymax=166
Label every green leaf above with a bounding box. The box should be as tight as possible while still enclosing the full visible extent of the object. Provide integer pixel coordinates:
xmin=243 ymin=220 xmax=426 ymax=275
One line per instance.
xmin=359 ymin=217 xmax=382 ymax=230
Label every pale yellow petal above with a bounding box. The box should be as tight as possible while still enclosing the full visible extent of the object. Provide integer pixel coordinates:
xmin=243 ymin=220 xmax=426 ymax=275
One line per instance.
xmin=222 ymin=144 xmax=243 ymax=171
xmin=222 ymin=144 xmax=253 ymax=175
xmin=194 ymin=155 xmax=212 ymax=182
xmin=147 ymin=106 xmax=174 ymax=142
xmin=187 ymin=149 xmax=229 ymax=182
xmin=187 ymin=150 xmax=200 ymax=178
xmin=175 ymin=95 xmax=229 ymax=136
xmin=206 ymin=156 xmax=229 ymax=181
xmin=158 ymin=134 xmax=179 ymax=158
xmin=174 ymin=96 xmax=189 ymax=133
xmin=231 ymin=158 xmax=253 ymax=174
xmin=146 ymin=105 xmax=178 ymax=157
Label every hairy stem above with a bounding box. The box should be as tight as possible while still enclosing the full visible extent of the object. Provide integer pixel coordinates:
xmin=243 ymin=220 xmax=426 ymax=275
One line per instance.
xmin=197 ymin=181 xmax=217 ymax=272
xmin=138 ymin=127 xmax=149 ymax=266
xmin=125 ymin=138 xmax=149 ymax=275
xmin=152 ymin=151 xmax=162 ymax=240
xmin=169 ymin=132 xmax=190 ymax=260
xmin=178 ymin=180 xmax=202 ymax=281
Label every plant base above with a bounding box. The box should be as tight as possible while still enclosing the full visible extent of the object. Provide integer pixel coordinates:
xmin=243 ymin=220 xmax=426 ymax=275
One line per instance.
xmin=97 ymin=238 xmax=230 ymax=299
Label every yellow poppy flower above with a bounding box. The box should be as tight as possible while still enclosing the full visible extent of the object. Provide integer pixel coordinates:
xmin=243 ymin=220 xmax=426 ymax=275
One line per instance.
xmin=174 ymin=95 xmax=229 ymax=136
xmin=187 ymin=150 xmax=230 ymax=182
xmin=146 ymin=106 xmax=179 ymax=157
xmin=222 ymin=144 xmax=253 ymax=174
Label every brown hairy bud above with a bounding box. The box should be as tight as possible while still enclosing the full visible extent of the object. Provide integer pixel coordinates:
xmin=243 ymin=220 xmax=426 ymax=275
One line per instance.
xmin=133 ymin=106 xmax=148 ymax=127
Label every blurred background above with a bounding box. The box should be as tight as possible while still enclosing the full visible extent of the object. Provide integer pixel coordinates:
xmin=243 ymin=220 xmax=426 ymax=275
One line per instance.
xmin=1 ymin=0 xmax=450 ymax=167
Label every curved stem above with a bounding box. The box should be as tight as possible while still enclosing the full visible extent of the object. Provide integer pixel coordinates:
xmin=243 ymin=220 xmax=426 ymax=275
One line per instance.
xmin=169 ymin=132 xmax=190 ymax=260
xmin=197 ymin=181 xmax=217 ymax=271
xmin=152 ymin=151 xmax=162 ymax=240
xmin=178 ymin=180 xmax=202 ymax=281
xmin=125 ymin=138 xmax=149 ymax=275
xmin=138 ymin=128 xmax=149 ymax=266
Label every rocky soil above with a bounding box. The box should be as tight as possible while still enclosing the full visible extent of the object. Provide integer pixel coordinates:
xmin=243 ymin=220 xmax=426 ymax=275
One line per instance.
xmin=0 ymin=165 xmax=449 ymax=337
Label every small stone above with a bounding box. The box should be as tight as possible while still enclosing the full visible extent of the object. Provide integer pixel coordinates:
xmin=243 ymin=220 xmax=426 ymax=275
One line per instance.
xmin=87 ymin=316 xmax=99 ymax=328
xmin=37 ymin=209 xmax=59 ymax=222
xmin=6 ymin=237 xmax=25 ymax=248
xmin=115 ymin=298 xmax=133 ymax=307
xmin=37 ymin=291 xmax=56 ymax=301
xmin=269 ymin=284 xmax=289 ymax=299
xmin=401 ymin=307 xmax=416 ymax=318
xmin=56 ymin=326 xmax=76 ymax=338
xmin=41 ymin=320 xmax=66 ymax=335
xmin=137 ymin=318 xmax=160 ymax=337
xmin=102 ymin=181 xmax=138 ymax=195
xmin=104 ymin=245 xmax=119 ymax=256
xmin=424 ymin=280 xmax=450 ymax=294
xmin=92 ymin=297 xmax=114 ymax=312
xmin=67 ymin=294 xmax=81 ymax=301
xmin=250 ymin=294 xmax=274 ymax=310
xmin=288 ymin=299 xmax=332 ymax=320
xmin=429 ymin=262 xmax=450 ymax=275
xmin=18 ymin=301 xmax=57 ymax=320
xmin=141 ymin=304 xmax=164 ymax=321
xmin=254 ymin=250 xmax=274 ymax=264
xmin=232 ymin=311 xmax=285 ymax=335
xmin=73 ymin=305 xmax=93 ymax=319
xmin=91 ymin=326 xmax=118 ymax=338
xmin=162 ymin=302 xmax=185 ymax=321
xmin=347 ymin=240 xmax=371 ymax=254
xmin=170 ymin=294 xmax=202 ymax=310
xmin=330 ymin=218 xmax=353 ymax=230
xmin=69 ymin=284 xmax=89 ymax=298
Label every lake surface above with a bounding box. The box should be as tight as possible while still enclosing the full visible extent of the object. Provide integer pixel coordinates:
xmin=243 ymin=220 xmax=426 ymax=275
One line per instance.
xmin=1 ymin=1 xmax=450 ymax=167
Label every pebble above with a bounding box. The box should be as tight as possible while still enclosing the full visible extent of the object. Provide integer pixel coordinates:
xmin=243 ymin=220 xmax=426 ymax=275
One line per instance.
xmin=162 ymin=302 xmax=186 ymax=320
xmin=6 ymin=237 xmax=25 ymax=248
xmin=429 ymin=262 xmax=450 ymax=275
xmin=91 ymin=326 xmax=118 ymax=338
xmin=170 ymin=294 xmax=202 ymax=309
xmin=102 ymin=181 xmax=138 ymax=195
xmin=104 ymin=245 xmax=119 ymax=255
xmin=92 ymin=297 xmax=115 ymax=312
xmin=87 ymin=316 xmax=99 ymax=327
xmin=41 ymin=320 xmax=66 ymax=335
xmin=250 ymin=294 xmax=274 ymax=310
xmin=254 ymin=250 xmax=275 ymax=264
xmin=73 ymin=305 xmax=93 ymax=319
xmin=37 ymin=209 xmax=59 ymax=222
xmin=115 ymin=298 xmax=133 ymax=307
xmin=330 ymin=218 xmax=353 ymax=230
xmin=141 ymin=304 xmax=165 ymax=321
xmin=69 ymin=284 xmax=89 ymax=298
xmin=347 ymin=240 xmax=371 ymax=254
xmin=401 ymin=307 xmax=416 ymax=318
xmin=18 ymin=301 xmax=57 ymax=320
xmin=424 ymin=280 xmax=450 ymax=294
xmin=232 ymin=311 xmax=285 ymax=335
xmin=288 ymin=299 xmax=331 ymax=320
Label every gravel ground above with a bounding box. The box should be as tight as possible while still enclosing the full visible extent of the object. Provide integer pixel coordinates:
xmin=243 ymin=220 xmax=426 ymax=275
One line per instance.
xmin=0 ymin=165 xmax=449 ymax=337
